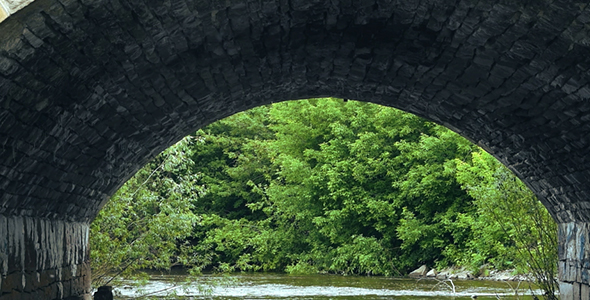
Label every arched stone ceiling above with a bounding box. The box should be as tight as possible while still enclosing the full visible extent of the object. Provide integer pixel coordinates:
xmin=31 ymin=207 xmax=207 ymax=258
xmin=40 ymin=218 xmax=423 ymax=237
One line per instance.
xmin=1 ymin=0 xmax=590 ymax=223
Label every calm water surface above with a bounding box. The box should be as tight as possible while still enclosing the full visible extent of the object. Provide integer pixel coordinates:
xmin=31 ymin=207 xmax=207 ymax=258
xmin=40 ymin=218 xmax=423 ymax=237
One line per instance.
xmin=116 ymin=273 xmax=542 ymax=300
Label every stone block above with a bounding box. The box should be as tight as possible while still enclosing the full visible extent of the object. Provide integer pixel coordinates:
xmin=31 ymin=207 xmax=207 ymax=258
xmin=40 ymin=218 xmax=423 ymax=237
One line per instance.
xmin=43 ymin=282 xmax=59 ymax=300
xmin=0 ymin=289 xmax=22 ymax=300
xmin=1 ymin=272 xmax=23 ymax=293
xmin=74 ymin=264 xmax=87 ymax=278
xmin=0 ymin=5 xmax=7 ymax=23
xmin=82 ymin=273 xmax=91 ymax=294
xmin=581 ymin=283 xmax=590 ymax=300
xmin=61 ymin=266 xmax=74 ymax=281
xmin=560 ymin=282 xmax=574 ymax=300
xmin=22 ymin=272 xmax=39 ymax=292
xmin=39 ymin=268 xmax=57 ymax=287
xmin=70 ymin=276 xmax=86 ymax=296
xmin=27 ymin=289 xmax=43 ymax=300
xmin=62 ymin=279 xmax=72 ymax=297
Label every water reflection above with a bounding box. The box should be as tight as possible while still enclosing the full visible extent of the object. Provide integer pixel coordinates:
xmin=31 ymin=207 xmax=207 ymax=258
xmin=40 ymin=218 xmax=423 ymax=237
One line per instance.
xmin=116 ymin=273 xmax=542 ymax=299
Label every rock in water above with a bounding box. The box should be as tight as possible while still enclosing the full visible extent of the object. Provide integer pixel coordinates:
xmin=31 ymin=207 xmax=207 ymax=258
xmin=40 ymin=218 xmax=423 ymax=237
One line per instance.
xmin=409 ymin=265 xmax=429 ymax=278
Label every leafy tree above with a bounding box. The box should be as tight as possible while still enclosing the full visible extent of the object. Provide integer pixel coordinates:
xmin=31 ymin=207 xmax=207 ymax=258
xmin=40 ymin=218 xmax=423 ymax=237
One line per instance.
xmin=392 ymin=126 xmax=476 ymax=269
xmin=455 ymin=150 xmax=558 ymax=299
xmin=187 ymin=106 xmax=274 ymax=220
xmin=248 ymin=99 xmax=477 ymax=274
xmin=90 ymin=136 xmax=202 ymax=287
xmin=180 ymin=107 xmax=280 ymax=272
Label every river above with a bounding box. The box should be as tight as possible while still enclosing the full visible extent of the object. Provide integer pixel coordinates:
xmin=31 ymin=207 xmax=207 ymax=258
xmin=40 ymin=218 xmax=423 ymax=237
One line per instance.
xmin=115 ymin=272 xmax=543 ymax=299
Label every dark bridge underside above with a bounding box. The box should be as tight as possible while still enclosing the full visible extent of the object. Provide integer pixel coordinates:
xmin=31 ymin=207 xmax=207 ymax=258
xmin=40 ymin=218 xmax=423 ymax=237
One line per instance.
xmin=2 ymin=0 xmax=590 ymax=224
xmin=1 ymin=0 xmax=590 ymax=220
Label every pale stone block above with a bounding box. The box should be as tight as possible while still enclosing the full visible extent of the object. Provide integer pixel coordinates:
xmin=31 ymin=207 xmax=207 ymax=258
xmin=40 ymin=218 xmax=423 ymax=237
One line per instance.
xmin=560 ymin=282 xmax=574 ymax=300
xmin=560 ymin=261 xmax=578 ymax=282
xmin=0 ymin=7 xmax=7 ymax=23
xmin=573 ymin=283 xmax=581 ymax=300
xmin=581 ymin=283 xmax=590 ymax=300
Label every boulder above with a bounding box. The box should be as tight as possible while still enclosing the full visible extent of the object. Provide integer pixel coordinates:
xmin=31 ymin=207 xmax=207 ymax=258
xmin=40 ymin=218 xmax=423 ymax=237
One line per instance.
xmin=409 ymin=265 xmax=429 ymax=278
xmin=447 ymin=268 xmax=474 ymax=280
xmin=436 ymin=267 xmax=452 ymax=279
xmin=426 ymin=269 xmax=438 ymax=277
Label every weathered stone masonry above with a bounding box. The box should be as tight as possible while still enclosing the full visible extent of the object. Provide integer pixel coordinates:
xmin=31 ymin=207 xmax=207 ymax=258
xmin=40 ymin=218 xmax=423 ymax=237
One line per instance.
xmin=560 ymin=223 xmax=590 ymax=300
xmin=2 ymin=0 xmax=590 ymax=298
xmin=0 ymin=216 xmax=90 ymax=300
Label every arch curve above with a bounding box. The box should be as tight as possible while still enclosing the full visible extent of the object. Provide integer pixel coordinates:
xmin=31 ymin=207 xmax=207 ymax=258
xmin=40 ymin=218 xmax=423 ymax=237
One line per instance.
xmin=1 ymin=0 xmax=589 ymax=223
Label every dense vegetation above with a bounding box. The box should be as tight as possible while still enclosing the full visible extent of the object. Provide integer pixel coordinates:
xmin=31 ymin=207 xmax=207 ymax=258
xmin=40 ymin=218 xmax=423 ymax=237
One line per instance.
xmin=90 ymin=99 xmax=557 ymax=296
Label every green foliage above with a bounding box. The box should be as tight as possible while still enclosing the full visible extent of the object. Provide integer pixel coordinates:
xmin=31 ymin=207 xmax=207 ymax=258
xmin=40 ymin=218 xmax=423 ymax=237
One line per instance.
xmin=169 ymin=99 xmax=478 ymax=275
xmin=91 ymin=98 xmax=558 ymax=293
xmin=90 ymin=136 xmax=202 ymax=287
xmin=454 ymin=150 xmax=558 ymax=299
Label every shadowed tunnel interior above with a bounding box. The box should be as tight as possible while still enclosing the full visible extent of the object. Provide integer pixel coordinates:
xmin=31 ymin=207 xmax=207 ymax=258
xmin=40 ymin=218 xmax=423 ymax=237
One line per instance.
xmin=1 ymin=0 xmax=590 ymax=299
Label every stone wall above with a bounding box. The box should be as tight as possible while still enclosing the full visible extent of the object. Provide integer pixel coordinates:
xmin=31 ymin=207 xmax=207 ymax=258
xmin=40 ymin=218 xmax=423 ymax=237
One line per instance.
xmin=0 ymin=215 xmax=90 ymax=300
xmin=559 ymin=222 xmax=590 ymax=300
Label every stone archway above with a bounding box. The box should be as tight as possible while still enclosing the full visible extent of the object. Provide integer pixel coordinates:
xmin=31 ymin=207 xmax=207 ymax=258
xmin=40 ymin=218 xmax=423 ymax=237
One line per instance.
xmin=1 ymin=0 xmax=590 ymax=298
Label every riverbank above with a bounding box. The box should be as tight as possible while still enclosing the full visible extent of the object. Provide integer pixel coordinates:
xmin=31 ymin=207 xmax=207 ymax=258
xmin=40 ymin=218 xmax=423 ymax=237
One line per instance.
xmin=409 ymin=265 xmax=529 ymax=282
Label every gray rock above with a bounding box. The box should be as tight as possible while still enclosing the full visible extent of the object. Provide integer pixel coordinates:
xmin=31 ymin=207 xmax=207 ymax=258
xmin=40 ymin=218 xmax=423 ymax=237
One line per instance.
xmin=436 ymin=268 xmax=452 ymax=279
xmin=426 ymin=269 xmax=437 ymax=277
xmin=409 ymin=265 xmax=429 ymax=278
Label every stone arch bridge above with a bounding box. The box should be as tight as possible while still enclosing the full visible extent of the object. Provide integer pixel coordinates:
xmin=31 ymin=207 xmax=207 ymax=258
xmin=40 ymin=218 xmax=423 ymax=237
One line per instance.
xmin=1 ymin=0 xmax=590 ymax=298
